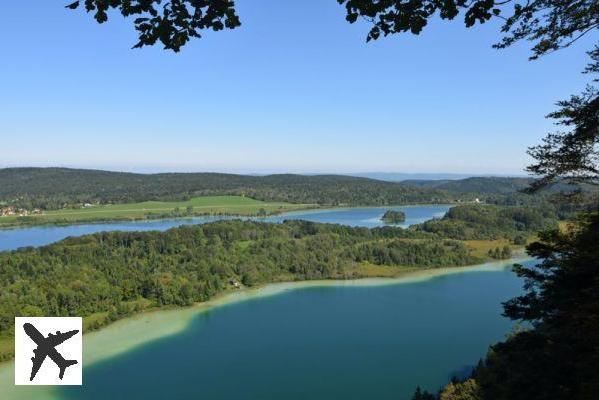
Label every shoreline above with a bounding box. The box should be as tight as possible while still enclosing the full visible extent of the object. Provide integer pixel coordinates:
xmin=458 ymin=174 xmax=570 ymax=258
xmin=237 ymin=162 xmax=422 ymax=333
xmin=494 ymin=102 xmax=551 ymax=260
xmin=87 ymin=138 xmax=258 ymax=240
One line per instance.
xmin=0 ymin=202 xmax=457 ymax=230
xmin=0 ymin=255 xmax=530 ymax=379
xmin=0 ymin=205 xmax=322 ymax=230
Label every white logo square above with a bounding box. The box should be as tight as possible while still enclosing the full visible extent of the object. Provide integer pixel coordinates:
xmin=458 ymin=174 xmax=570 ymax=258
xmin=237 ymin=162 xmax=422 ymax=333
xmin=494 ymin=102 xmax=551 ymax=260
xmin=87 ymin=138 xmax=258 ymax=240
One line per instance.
xmin=14 ymin=317 xmax=82 ymax=385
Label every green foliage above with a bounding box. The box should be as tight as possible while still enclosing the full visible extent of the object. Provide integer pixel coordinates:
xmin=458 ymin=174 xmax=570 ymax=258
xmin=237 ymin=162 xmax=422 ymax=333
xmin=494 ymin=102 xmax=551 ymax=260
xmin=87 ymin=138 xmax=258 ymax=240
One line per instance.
xmin=439 ymin=379 xmax=481 ymax=400
xmin=66 ymin=0 xmax=241 ymax=52
xmin=350 ymin=239 xmax=476 ymax=267
xmin=412 ymin=386 xmax=436 ymax=400
xmin=414 ymin=205 xmax=558 ymax=240
xmin=0 ymin=219 xmax=480 ymax=341
xmin=66 ymin=0 xmax=597 ymax=66
xmin=338 ymin=0 xmax=597 ymax=60
xmin=402 ymin=177 xmax=534 ymax=195
xmin=0 ymin=168 xmax=454 ymax=211
xmin=487 ymin=246 xmax=511 ymax=260
xmin=0 ymin=196 xmax=308 ymax=228
xmin=512 ymin=234 xmax=527 ymax=245
xmin=381 ymin=210 xmax=406 ymax=223
xmin=527 ymin=85 xmax=599 ymax=190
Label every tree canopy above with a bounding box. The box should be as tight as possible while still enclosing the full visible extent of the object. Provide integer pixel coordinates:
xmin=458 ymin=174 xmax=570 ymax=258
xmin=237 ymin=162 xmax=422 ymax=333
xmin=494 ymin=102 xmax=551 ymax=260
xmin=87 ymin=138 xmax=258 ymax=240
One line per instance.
xmin=65 ymin=0 xmax=241 ymax=52
xmin=66 ymin=0 xmax=597 ymax=58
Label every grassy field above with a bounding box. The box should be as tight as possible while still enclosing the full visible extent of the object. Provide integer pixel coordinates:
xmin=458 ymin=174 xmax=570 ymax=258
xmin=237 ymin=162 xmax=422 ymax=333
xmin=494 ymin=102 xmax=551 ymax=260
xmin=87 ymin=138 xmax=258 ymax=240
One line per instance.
xmin=0 ymin=196 xmax=316 ymax=227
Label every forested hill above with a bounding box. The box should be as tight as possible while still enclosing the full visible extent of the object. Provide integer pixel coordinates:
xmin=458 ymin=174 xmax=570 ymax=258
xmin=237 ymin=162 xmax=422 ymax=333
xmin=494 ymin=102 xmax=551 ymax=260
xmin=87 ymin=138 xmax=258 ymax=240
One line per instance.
xmin=401 ymin=177 xmax=533 ymax=194
xmin=401 ymin=176 xmax=595 ymax=196
xmin=0 ymin=168 xmax=457 ymax=210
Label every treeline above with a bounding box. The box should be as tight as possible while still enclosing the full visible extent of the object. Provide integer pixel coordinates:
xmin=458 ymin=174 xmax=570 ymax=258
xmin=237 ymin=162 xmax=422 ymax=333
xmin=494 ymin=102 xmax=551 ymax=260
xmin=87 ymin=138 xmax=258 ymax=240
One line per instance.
xmin=0 ymin=168 xmax=452 ymax=210
xmin=402 ymin=176 xmax=597 ymax=197
xmin=413 ymin=204 xmax=558 ymax=240
xmin=0 ymin=220 xmax=479 ymax=343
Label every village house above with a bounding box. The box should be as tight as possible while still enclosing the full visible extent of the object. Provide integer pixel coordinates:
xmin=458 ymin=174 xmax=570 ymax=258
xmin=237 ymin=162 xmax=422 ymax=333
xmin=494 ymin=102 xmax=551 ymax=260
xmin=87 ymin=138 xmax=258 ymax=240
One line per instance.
xmin=0 ymin=206 xmax=16 ymax=217
xmin=229 ymin=278 xmax=241 ymax=289
xmin=0 ymin=206 xmax=42 ymax=217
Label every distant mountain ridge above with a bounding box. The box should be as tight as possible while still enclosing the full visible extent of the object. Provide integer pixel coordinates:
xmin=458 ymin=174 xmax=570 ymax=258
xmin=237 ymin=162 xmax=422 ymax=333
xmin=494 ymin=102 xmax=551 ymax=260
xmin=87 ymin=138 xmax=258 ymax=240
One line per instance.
xmin=0 ymin=167 xmax=452 ymax=210
xmin=401 ymin=177 xmax=534 ymax=194
xmin=348 ymin=172 xmax=497 ymax=181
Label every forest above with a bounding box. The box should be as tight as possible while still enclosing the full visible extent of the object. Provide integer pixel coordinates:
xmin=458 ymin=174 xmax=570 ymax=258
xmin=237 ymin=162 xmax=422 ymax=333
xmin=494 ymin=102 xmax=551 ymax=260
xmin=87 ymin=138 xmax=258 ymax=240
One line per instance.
xmin=0 ymin=168 xmax=565 ymax=211
xmin=414 ymin=204 xmax=558 ymax=240
xmin=0 ymin=168 xmax=453 ymax=209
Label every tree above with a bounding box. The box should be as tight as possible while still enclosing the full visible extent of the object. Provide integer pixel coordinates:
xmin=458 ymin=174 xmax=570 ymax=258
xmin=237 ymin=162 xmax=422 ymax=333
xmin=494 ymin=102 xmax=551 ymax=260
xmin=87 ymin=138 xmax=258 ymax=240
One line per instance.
xmin=67 ymin=1 xmax=597 ymax=57
xmin=412 ymin=386 xmax=436 ymax=400
xmin=500 ymin=245 xmax=511 ymax=259
xmin=439 ymin=379 xmax=481 ymax=400
xmin=526 ymin=82 xmax=599 ymax=190
xmin=65 ymin=0 xmax=241 ymax=52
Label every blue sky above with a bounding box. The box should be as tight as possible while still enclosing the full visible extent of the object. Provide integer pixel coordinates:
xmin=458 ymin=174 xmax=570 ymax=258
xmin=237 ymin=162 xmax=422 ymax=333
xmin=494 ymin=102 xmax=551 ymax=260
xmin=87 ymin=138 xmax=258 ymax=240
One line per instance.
xmin=0 ymin=1 xmax=593 ymax=175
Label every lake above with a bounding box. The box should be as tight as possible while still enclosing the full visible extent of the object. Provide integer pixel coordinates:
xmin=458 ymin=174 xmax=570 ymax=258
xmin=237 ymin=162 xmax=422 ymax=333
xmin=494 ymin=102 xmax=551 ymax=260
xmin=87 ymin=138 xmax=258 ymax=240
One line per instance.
xmin=0 ymin=204 xmax=450 ymax=251
xmin=0 ymin=259 xmax=528 ymax=400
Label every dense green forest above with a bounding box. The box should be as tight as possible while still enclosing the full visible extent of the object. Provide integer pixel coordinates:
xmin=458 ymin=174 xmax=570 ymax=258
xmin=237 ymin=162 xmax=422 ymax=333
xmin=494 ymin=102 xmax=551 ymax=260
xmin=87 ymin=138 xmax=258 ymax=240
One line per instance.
xmin=0 ymin=168 xmax=456 ymax=210
xmin=1 ymin=168 xmax=575 ymax=211
xmin=401 ymin=177 xmax=535 ymax=194
xmin=401 ymin=176 xmax=597 ymax=195
xmin=414 ymin=205 xmax=559 ymax=241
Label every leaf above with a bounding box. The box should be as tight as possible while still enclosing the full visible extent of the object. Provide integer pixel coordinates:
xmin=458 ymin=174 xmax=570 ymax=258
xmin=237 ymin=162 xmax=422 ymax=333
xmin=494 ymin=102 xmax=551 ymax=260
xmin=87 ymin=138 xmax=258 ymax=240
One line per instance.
xmin=65 ymin=1 xmax=80 ymax=9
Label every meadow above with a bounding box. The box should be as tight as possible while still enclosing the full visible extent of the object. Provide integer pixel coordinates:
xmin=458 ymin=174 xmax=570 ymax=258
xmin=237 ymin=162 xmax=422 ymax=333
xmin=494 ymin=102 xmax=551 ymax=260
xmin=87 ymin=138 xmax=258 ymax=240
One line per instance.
xmin=0 ymin=196 xmax=315 ymax=227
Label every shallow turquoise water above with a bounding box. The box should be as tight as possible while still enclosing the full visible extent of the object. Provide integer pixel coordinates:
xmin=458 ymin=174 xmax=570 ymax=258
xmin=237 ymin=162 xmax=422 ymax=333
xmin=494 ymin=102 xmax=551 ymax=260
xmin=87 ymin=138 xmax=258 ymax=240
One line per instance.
xmin=49 ymin=260 xmax=525 ymax=400
xmin=0 ymin=205 xmax=450 ymax=251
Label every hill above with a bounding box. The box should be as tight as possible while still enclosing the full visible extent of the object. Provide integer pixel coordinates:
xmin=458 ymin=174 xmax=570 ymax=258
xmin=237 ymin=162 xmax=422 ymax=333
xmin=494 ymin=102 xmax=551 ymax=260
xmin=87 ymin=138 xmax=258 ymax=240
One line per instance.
xmin=401 ymin=177 xmax=534 ymax=195
xmin=0 ymin=168 xmax=452 ymax=210
xmin=348 ymin=172 xmax=477 ymax=181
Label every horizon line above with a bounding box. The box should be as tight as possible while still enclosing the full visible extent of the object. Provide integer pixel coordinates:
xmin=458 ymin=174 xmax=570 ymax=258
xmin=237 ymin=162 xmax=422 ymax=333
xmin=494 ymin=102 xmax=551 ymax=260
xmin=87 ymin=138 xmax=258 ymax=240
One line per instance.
xmin=0 ymin=165 xmax=530 ymax=179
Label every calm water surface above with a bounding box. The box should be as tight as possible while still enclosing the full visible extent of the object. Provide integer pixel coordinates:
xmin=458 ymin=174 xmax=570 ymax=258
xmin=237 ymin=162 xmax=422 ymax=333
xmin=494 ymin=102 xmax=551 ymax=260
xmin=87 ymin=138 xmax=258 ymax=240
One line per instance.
xmin=49 ymin=261 xmax=525 ymax=400
xmin=0 ymin=205 xmax=450 ymax=251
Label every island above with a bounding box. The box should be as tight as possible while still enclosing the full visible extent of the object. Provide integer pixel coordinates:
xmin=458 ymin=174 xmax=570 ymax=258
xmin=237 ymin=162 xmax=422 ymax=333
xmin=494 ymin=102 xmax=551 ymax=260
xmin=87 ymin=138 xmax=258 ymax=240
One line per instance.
xmin=381 ymin=210 xmax=406 ymax=224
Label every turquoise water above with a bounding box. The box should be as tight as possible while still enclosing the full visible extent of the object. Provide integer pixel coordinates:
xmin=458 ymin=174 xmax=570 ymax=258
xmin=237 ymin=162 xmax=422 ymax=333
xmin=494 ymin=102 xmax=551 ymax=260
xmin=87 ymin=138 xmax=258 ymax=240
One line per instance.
xmin=47 ymin=260 xmax=524 ymax=400
xmin=0 ymin=205 xmax=450 ymax=251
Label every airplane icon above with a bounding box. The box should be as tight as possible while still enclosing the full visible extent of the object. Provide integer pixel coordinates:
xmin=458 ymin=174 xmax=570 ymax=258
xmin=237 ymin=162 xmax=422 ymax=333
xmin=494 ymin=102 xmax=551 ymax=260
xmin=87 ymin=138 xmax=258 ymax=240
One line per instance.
xmin=23 ymin=322 xmax=79 ymax=381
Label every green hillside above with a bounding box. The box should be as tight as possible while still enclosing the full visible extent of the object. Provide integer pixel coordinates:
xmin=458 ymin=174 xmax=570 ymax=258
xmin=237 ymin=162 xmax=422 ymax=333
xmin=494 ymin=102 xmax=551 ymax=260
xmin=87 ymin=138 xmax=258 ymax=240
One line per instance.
xmin=0 ymin=168 xmax=452 ymax=210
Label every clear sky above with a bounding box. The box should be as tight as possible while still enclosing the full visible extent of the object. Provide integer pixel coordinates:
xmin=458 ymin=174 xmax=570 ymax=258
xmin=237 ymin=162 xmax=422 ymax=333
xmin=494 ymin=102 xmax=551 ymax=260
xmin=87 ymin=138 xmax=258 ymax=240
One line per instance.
xmin=0 ymin=1 xmax=593 ymax=175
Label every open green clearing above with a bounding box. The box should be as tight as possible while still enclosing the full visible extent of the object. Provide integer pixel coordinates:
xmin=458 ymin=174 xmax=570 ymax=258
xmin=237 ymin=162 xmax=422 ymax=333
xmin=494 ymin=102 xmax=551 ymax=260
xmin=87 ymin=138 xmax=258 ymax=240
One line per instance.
xmin=0 ymin=196 xmax=315 ymax=227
